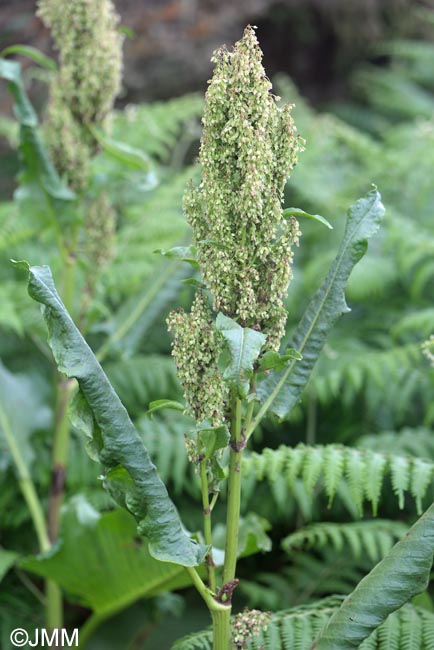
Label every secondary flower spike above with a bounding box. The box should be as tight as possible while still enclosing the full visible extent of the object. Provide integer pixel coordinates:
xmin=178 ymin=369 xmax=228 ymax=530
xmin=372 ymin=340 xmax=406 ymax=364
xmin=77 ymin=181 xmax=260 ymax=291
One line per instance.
xmin=167 ymin=292 xmax=227 ymax=426
xmin=185 ymin=25 xmax=303 ymax=350
xmin=38 ymin=0 xmax=123 ymax=191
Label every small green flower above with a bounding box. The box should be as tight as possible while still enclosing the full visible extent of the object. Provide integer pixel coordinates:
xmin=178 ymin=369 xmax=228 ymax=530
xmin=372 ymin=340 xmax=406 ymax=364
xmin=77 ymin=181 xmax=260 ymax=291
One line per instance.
xmin=185 ymin=25 xmax=303 ymax=351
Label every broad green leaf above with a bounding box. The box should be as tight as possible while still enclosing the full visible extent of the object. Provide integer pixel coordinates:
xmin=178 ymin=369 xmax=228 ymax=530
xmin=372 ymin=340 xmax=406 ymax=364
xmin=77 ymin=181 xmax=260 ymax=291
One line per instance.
xmin=0 ymin=59 xmax=75 ymax=203
xmin=0 ymin=549 xmax=18 ymax=583
xmin=1 ymin=45 xmax=57 ymax=71
xmin=146 ymin=400 xmax=185 ymax=417
xmin=257 ymin=189 xmax=384 ymax=418
xmin=21 ymin=496 xmax=192 ymax=616
xmin=17 ymin=262 xmax=206 ymax=567
xmin=283 ymin=207 xmax=333 ymax=229
xmin=315 ymin=500 xmax=434 ymax=649
xmin=0 ymin=361 xmax=51 ymax=469
xmin=216 ymin=313 xmax=266 ymax=396
xmin=90 ymin=126 xmax=152 ymax=171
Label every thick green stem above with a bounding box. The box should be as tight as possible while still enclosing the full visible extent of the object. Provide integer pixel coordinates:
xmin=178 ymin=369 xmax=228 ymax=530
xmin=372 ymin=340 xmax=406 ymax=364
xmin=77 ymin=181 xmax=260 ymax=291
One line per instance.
xmin=187 ymin=568 xmax=231 ymax=650
xmin=48 ymin=377 xmax=76 ymax=544
xmin=200 ymin=460 xmax=216 ymax=593
xmin=223 ymin=398 xmax=243 ymax=585
xmin=211 ymin=608 xmax=231 ymax=650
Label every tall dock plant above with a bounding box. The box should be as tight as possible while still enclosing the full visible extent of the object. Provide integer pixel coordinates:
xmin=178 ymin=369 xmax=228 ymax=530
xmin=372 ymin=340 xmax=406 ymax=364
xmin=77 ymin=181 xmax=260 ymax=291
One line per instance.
xmin=16 ymin=25 xmax=434 ymax=650
xmin=0 ymin=0 xmax=123 ymax=631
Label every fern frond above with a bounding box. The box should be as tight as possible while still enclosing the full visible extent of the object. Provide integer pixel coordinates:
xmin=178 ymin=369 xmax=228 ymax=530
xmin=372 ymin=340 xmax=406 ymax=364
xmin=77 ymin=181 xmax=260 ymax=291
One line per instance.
xmin=357 ymin=427 xmax=434 ymax=460
xmin=136 ymin=412 xmax=195 ymax=495
xmin=106 ymin=167 xmax=195 ymax=300
xmin=282 ymin=520 xmax=408 ymax=562
xmin=242 ymin=443 xmax=434 ymax=514
xmin=104 ymin=354 xmax=181 ymax=415
xmin=111 ymin=94 xmax=203 ymax=163
xmin=172 ymin=599 xmax=434 ymax=650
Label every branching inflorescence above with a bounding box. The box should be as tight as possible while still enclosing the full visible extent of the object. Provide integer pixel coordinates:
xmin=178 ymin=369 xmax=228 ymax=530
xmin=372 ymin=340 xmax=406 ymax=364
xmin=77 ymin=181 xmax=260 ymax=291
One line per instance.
xmin=169 ymin=26 xmax=303 ymax=430
xmin=38 ymin=0 xmax=123 ymax=192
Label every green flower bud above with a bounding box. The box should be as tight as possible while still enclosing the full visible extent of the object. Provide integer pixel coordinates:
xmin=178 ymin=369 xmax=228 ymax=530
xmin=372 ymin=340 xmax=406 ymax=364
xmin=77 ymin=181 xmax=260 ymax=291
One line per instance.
xmin=185 ymin=26 xmax=303 ymax=350
xmin=167 ymin=292 xmax=227 ymax=426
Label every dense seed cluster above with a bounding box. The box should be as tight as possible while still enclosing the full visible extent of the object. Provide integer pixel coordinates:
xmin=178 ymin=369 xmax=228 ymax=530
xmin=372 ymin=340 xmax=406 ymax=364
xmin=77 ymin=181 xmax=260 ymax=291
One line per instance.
xmin=167 ymin=292 xmax=227 ymax=425
xmin=38 ymin=0 xmax=123 ymax=191
xmin=185 ymin=25 xmax=303 ymax=350
xmin=231 ymin=608 xmax=271 ymax=648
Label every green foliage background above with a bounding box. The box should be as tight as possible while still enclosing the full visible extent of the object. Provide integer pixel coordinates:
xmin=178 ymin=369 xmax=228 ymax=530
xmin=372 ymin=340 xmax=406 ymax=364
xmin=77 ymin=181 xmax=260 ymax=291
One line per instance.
xmin=1 ymin=8 xmax=434 ymax=649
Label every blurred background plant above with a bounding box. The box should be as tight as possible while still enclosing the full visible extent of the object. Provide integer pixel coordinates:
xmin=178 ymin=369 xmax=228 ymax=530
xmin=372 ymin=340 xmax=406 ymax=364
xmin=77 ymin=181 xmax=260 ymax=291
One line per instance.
xmin=1 ymin=1 xmax=434 ymax=648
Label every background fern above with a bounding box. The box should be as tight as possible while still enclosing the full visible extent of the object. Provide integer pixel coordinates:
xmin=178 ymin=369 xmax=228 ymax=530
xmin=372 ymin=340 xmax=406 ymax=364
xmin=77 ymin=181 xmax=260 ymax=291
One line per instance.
xmin=172 ymin=598 xmax=434 ymax=650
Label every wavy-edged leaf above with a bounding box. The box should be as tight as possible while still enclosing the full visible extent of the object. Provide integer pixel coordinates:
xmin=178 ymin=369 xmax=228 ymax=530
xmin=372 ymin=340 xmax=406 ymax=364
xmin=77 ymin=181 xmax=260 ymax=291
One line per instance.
xmin=257 ymin=189 xmax=384 ymax=418
xmin=314 ymin=501 xmax=434 ymax=649
xmin=18 ymin=262 xmax=205 ymax=567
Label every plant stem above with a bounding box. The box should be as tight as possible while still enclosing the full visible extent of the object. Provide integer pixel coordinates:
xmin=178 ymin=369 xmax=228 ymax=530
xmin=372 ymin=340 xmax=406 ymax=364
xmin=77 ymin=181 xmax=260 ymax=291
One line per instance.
xmin=48 ymin=377 xmax=76 ymax=544
xmin=223 ymin=398 xmax=243 ymax=585
xmin=186 ymin=568 xmax=231 ymax=650
xmin=211 ymin=608 xmax=232 ymax=650
xmin=200 ymin=460 xmax=216 ymax=593
xmin=0 ymin=406 xmax=50 ymax=553
xmin=0 ymin=406 xmax=62 ymax=629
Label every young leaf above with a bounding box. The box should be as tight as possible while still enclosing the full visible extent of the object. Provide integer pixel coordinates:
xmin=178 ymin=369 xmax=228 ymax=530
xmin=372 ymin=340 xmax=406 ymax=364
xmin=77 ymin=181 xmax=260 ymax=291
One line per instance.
xmin=283 ymin=207 xmax=333 ymax=229
xmin=146 ymin=400 xmax=185 ymax=418
xmin=257 ymin=188 xmax=384 ymax=418
xmin=216 ymin=313 xmax=266 ymax=396
xmin=257 ymin=349 xmax=302 ymax=373
xmin=16 ymin=262 xmax=206 ymax=567
xmin=1 ymin=45 xmax=57 ymax=71
xmin=314 ymin=500 xmax=434 ymax=649
xmin=90 ymin=126 xmax=152 ymax=171
xmin=197 ymin=424 xmax=230 ymax=461
xmin=154 ymin=245 xmax=199 ymax=268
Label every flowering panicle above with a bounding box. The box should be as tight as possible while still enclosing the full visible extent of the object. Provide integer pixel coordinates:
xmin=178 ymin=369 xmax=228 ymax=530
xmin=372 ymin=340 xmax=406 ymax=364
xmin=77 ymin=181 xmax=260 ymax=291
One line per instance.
xmin=38 ymin=0 xmax=123 ymax=191
xmin=167 ymin=292 xmax=227 ymax=426
xmin=185 ymin=25 xmax=303 ymax=350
